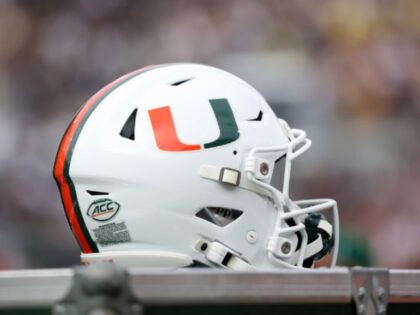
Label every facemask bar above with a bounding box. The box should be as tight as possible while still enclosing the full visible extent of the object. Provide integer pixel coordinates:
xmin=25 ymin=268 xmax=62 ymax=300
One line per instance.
xmin=244 ymin=119 xmax=339 ymax=268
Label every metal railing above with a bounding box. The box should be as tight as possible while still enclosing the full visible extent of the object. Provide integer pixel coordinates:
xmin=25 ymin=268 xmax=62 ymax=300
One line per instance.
xmin=0 ymin=265 xmax=419 ymax=315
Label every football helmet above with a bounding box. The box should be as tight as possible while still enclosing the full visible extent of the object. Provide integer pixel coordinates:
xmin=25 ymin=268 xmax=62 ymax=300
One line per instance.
xmin=54 ymin=63 xmax=339 ymax=269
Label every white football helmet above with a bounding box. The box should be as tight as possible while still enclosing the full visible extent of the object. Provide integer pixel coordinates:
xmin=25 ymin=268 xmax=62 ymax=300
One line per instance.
xmin=54 ymin=63 xmax=339 ymax=270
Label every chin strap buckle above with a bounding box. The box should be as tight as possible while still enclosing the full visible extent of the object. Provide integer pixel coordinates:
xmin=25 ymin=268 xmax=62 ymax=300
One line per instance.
xmin=199 ymin=165 xmax=241 ymax=186
xmin=195 ymin=240 xmax=253 ymax=271
xmin=219 ymin=167 xmax=241 ymax=186
xmin=199 ymin=164 xmax=272 ymax=198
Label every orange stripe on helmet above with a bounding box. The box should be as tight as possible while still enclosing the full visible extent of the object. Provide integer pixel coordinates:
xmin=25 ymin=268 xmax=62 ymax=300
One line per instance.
xmin=54 ymin=67 xmax=153 ymax=253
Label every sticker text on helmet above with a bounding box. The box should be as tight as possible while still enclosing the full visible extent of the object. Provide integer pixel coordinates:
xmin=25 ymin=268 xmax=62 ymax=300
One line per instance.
xmin=87 ymin=198 xmax=120 ymax=222
xmin=93 ymin=221 xmax=131 ymax=246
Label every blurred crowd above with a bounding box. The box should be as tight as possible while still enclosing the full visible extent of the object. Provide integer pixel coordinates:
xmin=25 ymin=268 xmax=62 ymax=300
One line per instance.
xmin=0 ymin=0 xmax=420 ymax=269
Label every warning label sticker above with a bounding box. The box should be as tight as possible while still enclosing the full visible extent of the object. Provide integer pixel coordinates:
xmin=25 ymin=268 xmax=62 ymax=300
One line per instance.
xmin=93 ymin=221 xmax=131 ymax=246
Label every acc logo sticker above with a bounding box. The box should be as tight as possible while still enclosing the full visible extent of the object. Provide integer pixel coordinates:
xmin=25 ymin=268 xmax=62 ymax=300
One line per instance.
xmin=87 ymin=198 xmax=120 ymax=222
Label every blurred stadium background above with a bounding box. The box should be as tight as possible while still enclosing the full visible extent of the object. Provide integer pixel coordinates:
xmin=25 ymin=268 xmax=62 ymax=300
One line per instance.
xmin=0 ymin=0 xmax=419 ymax=269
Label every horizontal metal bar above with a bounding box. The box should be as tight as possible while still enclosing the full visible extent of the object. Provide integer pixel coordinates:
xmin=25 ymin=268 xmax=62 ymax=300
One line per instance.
xmin=390 ymin=269 xmax=420 ymax=303
xmin=0 ymin=269 xmax=74 ymax=308
xmin=0 ymin=267 xmax=419 ymax=308
xmin=129 ymin=268 xmax=351 ymax=305
xmin=0 ymin=267 xmax=352 ymax=307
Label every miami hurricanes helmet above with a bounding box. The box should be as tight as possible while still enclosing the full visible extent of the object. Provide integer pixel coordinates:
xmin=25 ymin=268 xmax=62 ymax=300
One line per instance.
xmin=54 ymin=63 xmax=339 ymax=269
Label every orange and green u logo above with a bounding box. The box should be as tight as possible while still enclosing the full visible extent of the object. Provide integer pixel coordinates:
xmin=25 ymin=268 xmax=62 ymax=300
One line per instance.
xmin=148 ymin=98 xmax=240 ymax=151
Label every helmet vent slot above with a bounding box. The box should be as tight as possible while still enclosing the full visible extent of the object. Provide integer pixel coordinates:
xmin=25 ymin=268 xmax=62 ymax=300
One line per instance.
xmin=196 ymin=207 xmax=243 ymax=227
xmin=170 ymin=77 xmax=194 ymax=86
xmin=248 ymin=110 xmax=263 ymax=121
xmin=275 ymin=153 xmax=286 ymax=163
xmin=120 ymin=108 xmax=137 ymax=141
xmin=86 ymin=190 xmax=109 ymax=196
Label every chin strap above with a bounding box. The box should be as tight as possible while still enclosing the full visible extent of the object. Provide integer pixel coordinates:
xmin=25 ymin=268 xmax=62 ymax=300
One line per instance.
xmin=267 ymin=213 xmax=333 ymax=267
xmin=303 ymin=213 xmax=334 ymax=263
xmin=195 ymin=240 xmax=254 ymax=270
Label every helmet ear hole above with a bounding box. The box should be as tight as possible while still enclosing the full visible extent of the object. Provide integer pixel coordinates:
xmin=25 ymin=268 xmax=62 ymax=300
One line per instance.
xmin=120 ymin=108 xmax=137 ymax=141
